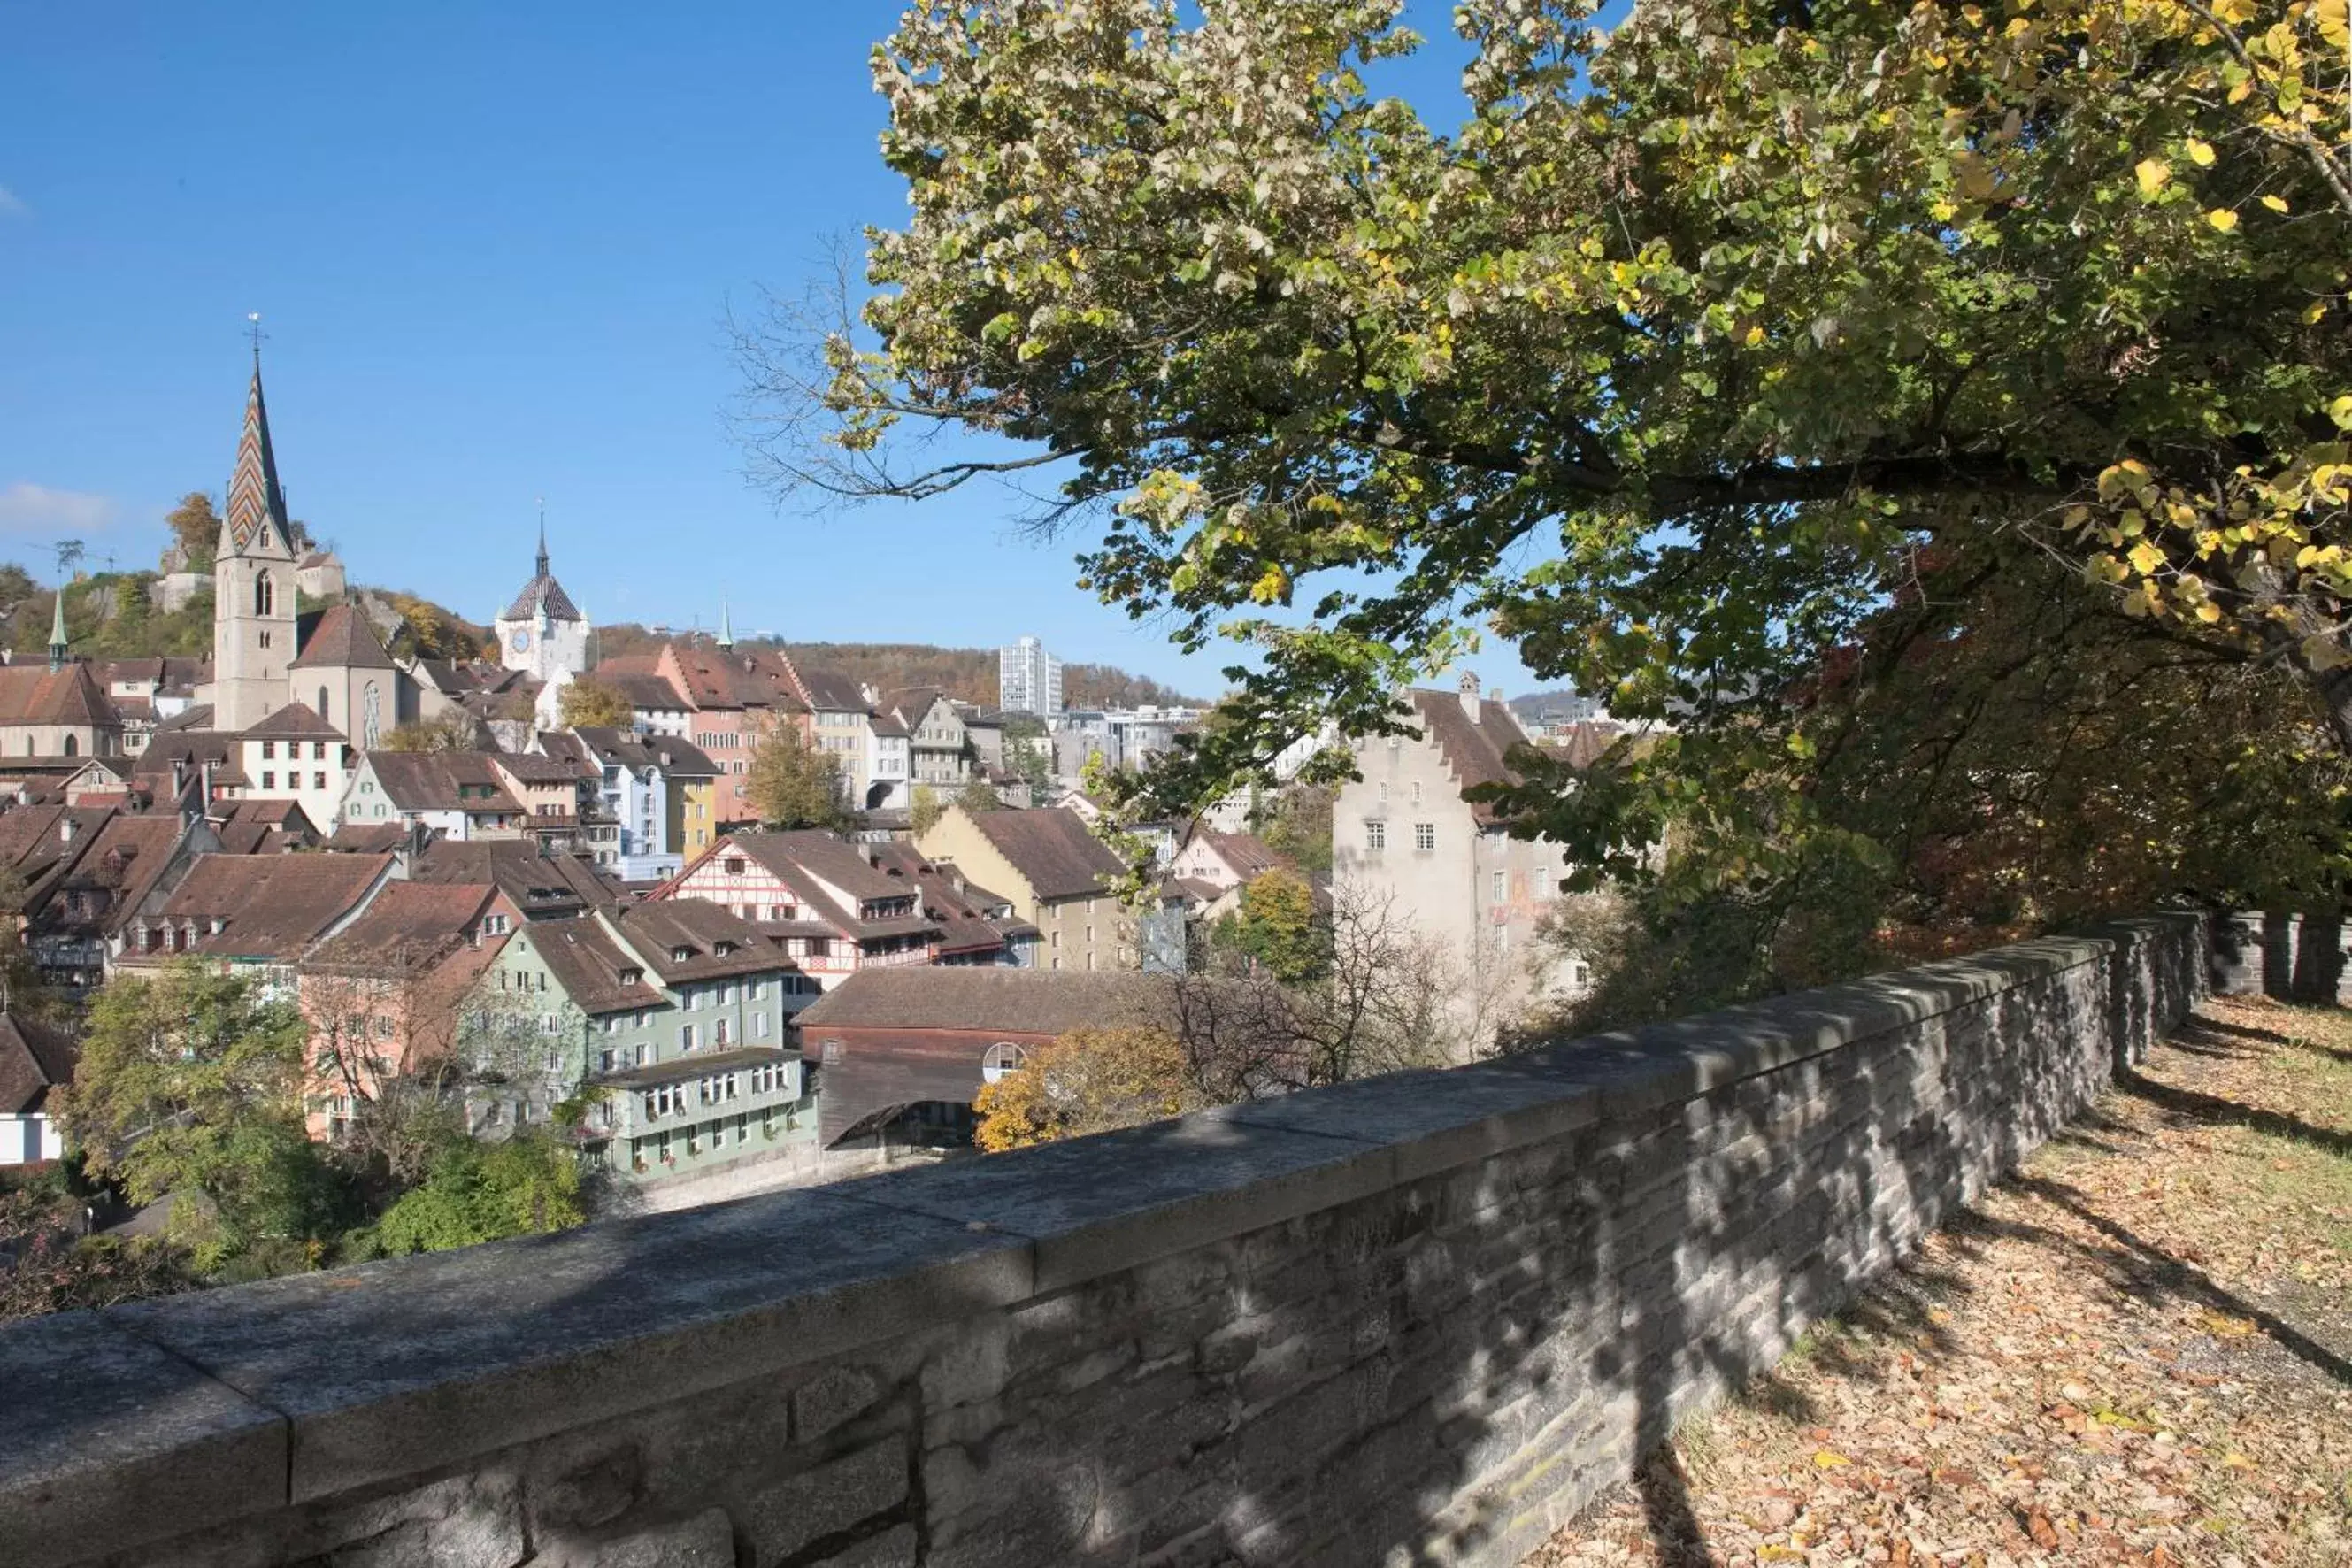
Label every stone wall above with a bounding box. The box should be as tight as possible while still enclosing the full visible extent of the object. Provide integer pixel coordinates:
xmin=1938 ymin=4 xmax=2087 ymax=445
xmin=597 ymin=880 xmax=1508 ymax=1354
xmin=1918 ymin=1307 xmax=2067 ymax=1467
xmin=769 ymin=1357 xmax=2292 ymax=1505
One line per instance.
xmin=0 ymin=915 xmax=2209 ymax=1568
xmin=2209 ymin=909 xmax=2351 ymax=1003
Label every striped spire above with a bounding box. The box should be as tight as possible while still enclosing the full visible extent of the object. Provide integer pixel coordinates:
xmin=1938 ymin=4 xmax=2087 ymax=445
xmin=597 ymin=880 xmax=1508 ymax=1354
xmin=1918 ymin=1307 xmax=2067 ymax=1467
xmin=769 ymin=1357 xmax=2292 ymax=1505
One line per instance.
xmin=223 ymin=357 xmax=290 ymax=557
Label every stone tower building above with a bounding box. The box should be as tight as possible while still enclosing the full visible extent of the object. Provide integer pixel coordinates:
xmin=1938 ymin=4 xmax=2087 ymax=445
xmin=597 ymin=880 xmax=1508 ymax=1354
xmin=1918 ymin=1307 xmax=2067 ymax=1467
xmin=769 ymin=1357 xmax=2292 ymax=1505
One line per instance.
xmin=495 ymin=524 xmax=589 ymax=726
xmin=211 ymin=354 xmax=299 ymax=734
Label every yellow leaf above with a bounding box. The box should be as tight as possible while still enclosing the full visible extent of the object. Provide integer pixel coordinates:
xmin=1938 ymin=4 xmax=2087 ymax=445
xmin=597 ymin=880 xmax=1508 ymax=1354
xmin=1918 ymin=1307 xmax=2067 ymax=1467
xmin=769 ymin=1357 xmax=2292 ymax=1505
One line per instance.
xmin=2207 ymin=208 xmax=2239 ymax=231
xmin=2308 ymin=301 xmax=2331 ymax=323
xmin=2195 ymin=603 xmax=2223 ymax=622
xmin=2223 ymin=1451 xmax=2256 ymax=1469
xmin=2135 ymin=158 xmax=2171 ymax=196
xmin=2330 ymin=394 xmax=2352 ymax=430
xmin=2130 ymin=541 xmax=2167 ymax=574
xmin=1744 ymin=324 xmax=1766 ymax=346
xmin=2186 ymin=138 xmax=2216 ymax=165
xmin=2197 ymin=1309 xmax=2256 ymax=1338
xmin=2261 ymin=194 xmax=2290 ymax=212
xmin=1814 ymin=1449 xmax=1854 ymax=1468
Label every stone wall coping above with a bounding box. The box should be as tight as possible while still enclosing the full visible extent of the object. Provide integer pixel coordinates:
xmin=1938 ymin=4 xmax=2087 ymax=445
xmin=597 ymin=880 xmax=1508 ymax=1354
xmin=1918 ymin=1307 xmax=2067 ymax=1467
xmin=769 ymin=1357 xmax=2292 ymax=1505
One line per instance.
xmin=0 ymin=911 xmax=2207 ymax=1565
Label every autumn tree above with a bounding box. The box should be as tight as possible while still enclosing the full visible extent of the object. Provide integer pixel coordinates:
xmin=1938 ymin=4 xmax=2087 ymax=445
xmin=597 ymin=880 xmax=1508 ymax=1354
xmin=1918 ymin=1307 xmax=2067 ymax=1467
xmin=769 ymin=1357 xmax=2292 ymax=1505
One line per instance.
xmin=909 ymin=782 xmax=946 ymax=836
xmin=163 ymin=492 xmax=221 ymax=573
xmin=746 ymin=726 xmax=848 ymax=829
xmin=1255 ymin=781 xmax=1336 ymax=874
xmin=366 ymin=1130 xmax=585 ymax=1255
xmin=1525 ymin=539 xmax=2352 ymax=1024
xmin=51 ymin=964 xmax=352 ymax=1268
xmin=1209 ymin=866 xmax=1327 ymax=983
xmin=0 ymin=1170 xmax=194 ymax=1323
xmin=999 ymin=714 xmax=1056 ymax=791
xmin=557 ymin=676 xmax=636 ymax=731
xmin=972 ymin=1025 xmax=1195 ymax=1150
xmin=380 ymin=709 xmax=482 ymax=753
xmin=384 ymin=594 xmax=482 ymax=661
xmin=742 ymin=0 xmax=2352 ymax=943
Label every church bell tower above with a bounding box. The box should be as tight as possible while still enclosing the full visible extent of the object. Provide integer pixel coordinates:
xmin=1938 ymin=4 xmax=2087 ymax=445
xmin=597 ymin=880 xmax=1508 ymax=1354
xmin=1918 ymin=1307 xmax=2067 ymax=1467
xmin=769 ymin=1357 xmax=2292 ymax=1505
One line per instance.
xmin=212 ymin=341 xmax=298 ymax=734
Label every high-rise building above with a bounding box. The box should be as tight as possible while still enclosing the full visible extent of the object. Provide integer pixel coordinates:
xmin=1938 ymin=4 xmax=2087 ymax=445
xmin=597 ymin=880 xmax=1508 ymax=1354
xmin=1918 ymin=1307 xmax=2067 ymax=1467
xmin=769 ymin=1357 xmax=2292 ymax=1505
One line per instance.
xmin=998 ymin=635 xmax=1064 ymax=716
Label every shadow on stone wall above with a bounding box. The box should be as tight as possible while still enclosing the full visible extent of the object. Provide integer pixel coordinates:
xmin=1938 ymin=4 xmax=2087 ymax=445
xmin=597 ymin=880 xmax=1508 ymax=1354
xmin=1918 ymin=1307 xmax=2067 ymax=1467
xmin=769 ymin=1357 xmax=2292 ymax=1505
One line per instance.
xmin=28 ymin=922 xmax=2203 ymax=1568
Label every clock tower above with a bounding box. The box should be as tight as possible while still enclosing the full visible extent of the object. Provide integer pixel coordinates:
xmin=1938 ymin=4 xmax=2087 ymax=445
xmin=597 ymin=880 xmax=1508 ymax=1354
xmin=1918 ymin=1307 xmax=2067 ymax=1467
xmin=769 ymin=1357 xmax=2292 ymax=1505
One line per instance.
xmin=495 ymin=519 xmax=590 ymax=722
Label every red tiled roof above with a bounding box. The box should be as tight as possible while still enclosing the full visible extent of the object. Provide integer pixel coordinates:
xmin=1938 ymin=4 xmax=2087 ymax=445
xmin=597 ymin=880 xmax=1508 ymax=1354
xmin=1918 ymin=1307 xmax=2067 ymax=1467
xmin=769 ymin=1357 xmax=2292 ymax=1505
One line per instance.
xmin=289 ymin=603 xmax=396 ymax=671
xmin=0 ymin=663 xmax=119 ymax=729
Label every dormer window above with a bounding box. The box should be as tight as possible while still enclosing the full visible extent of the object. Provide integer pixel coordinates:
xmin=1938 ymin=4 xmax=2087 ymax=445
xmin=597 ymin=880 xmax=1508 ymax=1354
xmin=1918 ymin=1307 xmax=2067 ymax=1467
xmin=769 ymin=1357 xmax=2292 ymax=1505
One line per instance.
xmin=713 ymin=940 xmax=734 ymax=957
xmin=619 ymin=966 xmax=642 ymax=986
xmin=672 ymin=947 xmax=691 ymax=963
xmin=723 ymin=857 xmax=746 ymax=875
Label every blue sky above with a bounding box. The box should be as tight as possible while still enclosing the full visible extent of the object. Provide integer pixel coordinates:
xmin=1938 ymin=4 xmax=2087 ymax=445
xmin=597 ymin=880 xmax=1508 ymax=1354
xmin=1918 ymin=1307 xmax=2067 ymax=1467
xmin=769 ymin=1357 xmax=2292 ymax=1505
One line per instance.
xmin=0 ymin=3 xmax=1539 ymax=697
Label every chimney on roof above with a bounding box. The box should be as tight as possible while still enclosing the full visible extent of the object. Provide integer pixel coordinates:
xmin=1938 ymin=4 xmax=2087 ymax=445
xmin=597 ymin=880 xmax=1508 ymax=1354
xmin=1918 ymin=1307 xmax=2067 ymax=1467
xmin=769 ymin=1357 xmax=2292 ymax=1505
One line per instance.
xmin=58 ymin=815 xmax=76 ymax=845
xmin=1458 ymin=671 xmax=1481 ymax=724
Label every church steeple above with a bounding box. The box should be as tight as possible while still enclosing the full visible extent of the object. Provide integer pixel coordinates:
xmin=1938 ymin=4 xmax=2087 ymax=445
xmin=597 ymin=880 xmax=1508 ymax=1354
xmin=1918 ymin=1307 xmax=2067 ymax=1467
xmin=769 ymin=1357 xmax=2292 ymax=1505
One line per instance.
xmin=211 ymin=327 xmax=300 ymax=734
xmin=535 ymin=499 xmax=550 ymax=580
xmin=223 ymin=344 xmax=292 ymax=561
xmin=717 ymin=596 xmax=734 ymax=651
xmin=47 ymin=585 xmax=68 ymax=673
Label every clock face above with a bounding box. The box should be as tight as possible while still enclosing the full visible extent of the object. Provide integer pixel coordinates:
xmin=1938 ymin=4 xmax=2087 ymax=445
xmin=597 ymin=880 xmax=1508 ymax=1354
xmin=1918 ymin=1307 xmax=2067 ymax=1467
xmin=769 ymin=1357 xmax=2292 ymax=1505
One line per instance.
xmin=510 ymin=630 xmax=531 ymax=654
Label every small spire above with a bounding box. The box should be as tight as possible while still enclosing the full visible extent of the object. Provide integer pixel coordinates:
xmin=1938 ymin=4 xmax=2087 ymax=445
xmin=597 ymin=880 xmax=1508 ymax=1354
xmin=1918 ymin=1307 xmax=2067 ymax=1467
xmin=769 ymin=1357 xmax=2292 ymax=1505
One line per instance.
xmin=717 ymin=595 xmax=735 ymax=650
xmin=47 ymin=585 xmax=67 ymax=673
xmin=535 ymin=498 xmax=550 ymax=579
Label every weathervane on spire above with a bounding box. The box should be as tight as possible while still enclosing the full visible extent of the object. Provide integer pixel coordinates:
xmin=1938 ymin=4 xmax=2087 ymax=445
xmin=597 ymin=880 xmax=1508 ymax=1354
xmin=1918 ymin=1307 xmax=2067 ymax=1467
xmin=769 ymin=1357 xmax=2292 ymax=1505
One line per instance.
xmin=245 ymin=311 xmax=267 ymax=361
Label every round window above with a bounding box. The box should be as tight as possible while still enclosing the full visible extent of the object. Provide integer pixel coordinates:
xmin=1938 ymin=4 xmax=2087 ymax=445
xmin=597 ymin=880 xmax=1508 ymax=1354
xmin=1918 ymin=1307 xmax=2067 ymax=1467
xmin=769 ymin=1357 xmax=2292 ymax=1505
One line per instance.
xmin=980 ymin=1041 xmax=1027 ymax=1084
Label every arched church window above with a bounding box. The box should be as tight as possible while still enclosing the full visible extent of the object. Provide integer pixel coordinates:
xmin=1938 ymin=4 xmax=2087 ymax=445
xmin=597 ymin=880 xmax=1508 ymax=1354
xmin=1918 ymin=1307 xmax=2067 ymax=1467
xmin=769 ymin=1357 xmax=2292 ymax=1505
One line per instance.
xmin=318 ymin=686 xmax=330 ymax=724
xmin=62 ymin=734 xmax=77 ymax=757
xmin=254 ymin=573 xmax=274 ymax=617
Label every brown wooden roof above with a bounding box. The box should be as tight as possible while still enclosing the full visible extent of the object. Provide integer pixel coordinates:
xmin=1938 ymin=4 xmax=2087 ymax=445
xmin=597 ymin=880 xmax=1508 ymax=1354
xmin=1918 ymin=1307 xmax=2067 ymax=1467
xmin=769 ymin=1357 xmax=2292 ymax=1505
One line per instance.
xmin=522 ymin=915 xmax=664 ymax=1015
xmin=242 ymin=702 xmax=342 ymax=739
xmin=304 ymin=881 xmax=498 ymax=975
xmin=1407 ymin=688 xmax=1533 ymax=827
xmin=794 ymin=967 xmax=1151 ymax=1034
xmin=158 ymin=852 xmax=395 ymax=960
xmin=611 ymin=899 xmax=788 ymax=985
xmin=964 ymin=806 xmax=1129 ymax=902
xmin=0 ymin=1011 xmax=76 ymax=1116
